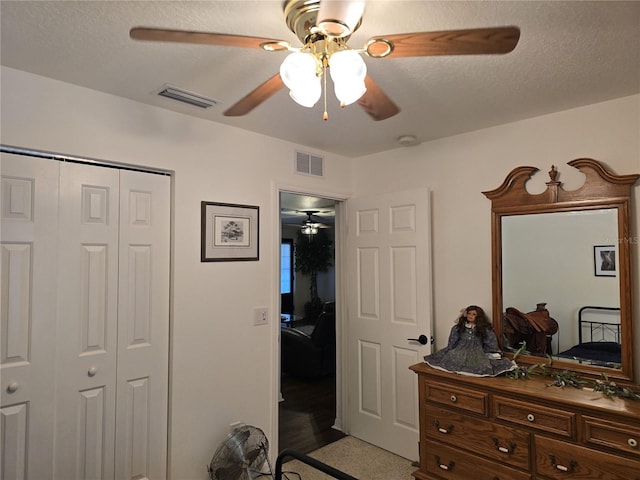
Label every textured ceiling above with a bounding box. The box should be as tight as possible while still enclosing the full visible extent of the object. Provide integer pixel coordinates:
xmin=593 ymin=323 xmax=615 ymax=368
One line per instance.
xmin=1 ymin=1 xmax=639 ymax=158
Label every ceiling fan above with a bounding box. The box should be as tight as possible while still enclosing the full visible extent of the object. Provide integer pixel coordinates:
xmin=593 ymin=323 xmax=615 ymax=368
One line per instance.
xmin=130 ymin=0 xmax=520 ymax=121
xmin=299 ymin=210 xmax=331 ymax=234
xmin=282 ymin=208 xmax=333 ymax=227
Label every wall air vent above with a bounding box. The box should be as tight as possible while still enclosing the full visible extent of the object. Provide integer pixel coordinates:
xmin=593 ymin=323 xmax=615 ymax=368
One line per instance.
xmin=295 ymin=151 xmax=324 ymax=177
xmin=157 ymin=85 xmax=220 ymax=109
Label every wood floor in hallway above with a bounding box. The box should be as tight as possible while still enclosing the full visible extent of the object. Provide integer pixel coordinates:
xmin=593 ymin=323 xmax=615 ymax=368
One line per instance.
xmin=278 ymin=374 xmax=345 ymax=456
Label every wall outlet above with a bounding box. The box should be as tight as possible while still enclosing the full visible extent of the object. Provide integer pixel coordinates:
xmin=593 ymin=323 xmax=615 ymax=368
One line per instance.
xmin=253 ymin=307 xmax=268 ymax=326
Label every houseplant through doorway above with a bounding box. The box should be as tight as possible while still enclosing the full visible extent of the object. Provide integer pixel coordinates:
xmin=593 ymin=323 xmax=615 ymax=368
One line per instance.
xmin=295 ymin=229 xmax=333 ymax=321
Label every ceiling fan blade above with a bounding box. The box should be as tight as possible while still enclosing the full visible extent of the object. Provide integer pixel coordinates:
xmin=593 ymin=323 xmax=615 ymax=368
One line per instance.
xmin=357 ymin=76 xmax=400 ymax=121
xmin=130 ymin=27 xmax=290 ymax=50
xmin=224 ymin=73 xmax=285 ymax=117
xmin=366 ymin=26 xmax=520 ymax=58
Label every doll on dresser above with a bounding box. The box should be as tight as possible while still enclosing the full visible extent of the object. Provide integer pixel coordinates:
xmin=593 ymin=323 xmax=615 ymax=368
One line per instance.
xmin=424 ymin=305 xmax=516 ymax=377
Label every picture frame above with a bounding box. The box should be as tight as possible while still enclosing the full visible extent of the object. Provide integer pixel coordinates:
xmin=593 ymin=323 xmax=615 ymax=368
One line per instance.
xmin=594 ymin=245 xmax=616 ymax=277
xmin=201 ymin=201 xmax=259 ymax=262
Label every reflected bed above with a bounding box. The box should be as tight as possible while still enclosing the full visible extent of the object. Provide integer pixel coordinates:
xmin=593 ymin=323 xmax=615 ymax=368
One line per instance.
xmin=556 ymin=306 xmax=621 ymax=367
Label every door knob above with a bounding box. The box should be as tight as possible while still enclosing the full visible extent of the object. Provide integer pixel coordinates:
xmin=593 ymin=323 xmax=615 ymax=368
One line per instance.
xmin=408 ymin=334 xmax=429 ymax=345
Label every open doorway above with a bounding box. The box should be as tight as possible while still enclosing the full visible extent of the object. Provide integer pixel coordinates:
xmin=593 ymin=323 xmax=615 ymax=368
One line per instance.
xmin=278 ymin=192 xmax=345 ymax=453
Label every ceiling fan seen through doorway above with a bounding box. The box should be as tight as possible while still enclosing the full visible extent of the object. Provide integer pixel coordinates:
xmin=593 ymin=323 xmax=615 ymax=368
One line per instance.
xmin=300 ymin=210 xmax=331 ymax=235
xmin=130 ymin=0 xmax=520 ymax=120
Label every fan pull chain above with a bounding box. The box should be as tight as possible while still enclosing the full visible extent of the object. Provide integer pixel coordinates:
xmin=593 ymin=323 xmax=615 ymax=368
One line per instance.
xmin=323 ymin=64 xmax=328 ymax=121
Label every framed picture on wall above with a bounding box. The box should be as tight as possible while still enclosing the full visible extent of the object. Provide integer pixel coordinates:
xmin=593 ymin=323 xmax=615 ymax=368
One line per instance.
xmin=201 ymin=201 xmax=259 ymax=261
xmin=594 ymin=245 xmax=616 ymax=277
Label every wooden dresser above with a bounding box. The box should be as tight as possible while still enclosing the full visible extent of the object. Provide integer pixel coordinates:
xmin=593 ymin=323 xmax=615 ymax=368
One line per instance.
xmin=410 ymin=362 xmax=640 ymax=480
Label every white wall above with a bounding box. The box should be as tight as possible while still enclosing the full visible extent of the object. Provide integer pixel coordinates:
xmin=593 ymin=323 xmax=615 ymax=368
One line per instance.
xmin=352 ymin=94 xmax=640 ymax=376
xmin=0 ymin=66 xmax=353 ymax=480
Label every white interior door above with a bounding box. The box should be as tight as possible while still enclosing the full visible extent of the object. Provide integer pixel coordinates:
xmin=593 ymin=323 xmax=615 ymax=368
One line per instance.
xmin=1 ymin=154 xmax=60 ymax=480
xmin=55 ymin=161 xmax=121 ymax=480
xmin=346 ymin=188 xmax=432 ymax=460
xmin=115 ymin=170 xmax=170 ymax=480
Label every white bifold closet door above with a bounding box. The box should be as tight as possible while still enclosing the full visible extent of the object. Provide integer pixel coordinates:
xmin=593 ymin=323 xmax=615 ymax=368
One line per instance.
xmin=1 ymin=153 xmax=170 ymax=480
xmin=1 ymin=155 xmax=59 ymax=480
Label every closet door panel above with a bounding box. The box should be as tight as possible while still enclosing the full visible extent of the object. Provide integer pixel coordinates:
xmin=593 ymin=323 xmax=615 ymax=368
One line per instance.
xmin=55 ymin=162 xmax=119 ymax=480
xmin=115 ymin=171 xmax=170 ymax=480
xmin=0 ymin=403 xmax=28 ymax=480
xmin=1 ymin=154 xmax=59 ymax=479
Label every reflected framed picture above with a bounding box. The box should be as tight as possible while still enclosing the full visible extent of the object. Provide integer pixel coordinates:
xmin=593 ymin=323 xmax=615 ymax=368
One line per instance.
xmin=201 ymin=201 xmax=259 ymax=262
xmin=594 ymin=245 xmax=616 ymax=277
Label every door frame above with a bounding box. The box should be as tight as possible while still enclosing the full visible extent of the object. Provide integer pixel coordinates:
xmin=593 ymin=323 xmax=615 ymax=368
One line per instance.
xmin=270 ymin=181 xmax=350 ymax=455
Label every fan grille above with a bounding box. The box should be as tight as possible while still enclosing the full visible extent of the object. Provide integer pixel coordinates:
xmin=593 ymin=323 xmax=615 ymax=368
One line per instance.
xmin=208 ymin=425 xmax=269 ymax=480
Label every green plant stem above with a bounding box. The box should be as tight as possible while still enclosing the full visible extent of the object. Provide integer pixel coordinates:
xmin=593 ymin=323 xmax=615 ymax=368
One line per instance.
xmin=505 ymin=342 xmax=639 ymax=400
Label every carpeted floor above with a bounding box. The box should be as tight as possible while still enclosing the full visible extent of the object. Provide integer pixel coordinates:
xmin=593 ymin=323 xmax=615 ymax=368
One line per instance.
xmin=278 ymin=436 xmax=416 ymax=480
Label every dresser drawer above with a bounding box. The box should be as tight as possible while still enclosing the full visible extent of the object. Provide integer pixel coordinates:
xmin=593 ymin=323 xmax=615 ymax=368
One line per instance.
xmin=424 ymin=404 xmax=530 ymax=469
xmin=582 ymin=415 xmax=640 ymax=457
xmin=534 ymin=435 xmax=640 ymax=480
xmin=493 ymin=395 xmax=575 ymax=438
xmin=423 ymin=379 xmax=488 ymax=416
xmin=422 ymin=439 xmax=531 ymax=480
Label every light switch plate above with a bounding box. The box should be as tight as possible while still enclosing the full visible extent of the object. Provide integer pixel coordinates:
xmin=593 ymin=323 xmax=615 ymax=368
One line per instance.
xmin=253 ymin=307 xmax=268 ymax=326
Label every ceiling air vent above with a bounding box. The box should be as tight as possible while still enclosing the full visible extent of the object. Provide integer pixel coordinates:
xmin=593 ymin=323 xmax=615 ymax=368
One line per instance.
xmin=295 ymin=151 xmax=324 ymax=177
xmin=157 ymin=85 xmax=219 ymax=109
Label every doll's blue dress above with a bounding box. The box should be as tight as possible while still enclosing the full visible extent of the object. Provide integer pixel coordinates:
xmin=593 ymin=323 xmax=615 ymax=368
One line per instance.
xmin=424 ymin=323 xmax=516 ymax=377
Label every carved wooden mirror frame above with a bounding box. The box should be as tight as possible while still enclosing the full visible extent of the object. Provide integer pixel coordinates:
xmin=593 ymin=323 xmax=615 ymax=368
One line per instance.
xmin=483 ymin=158 xmax=639 ymax=381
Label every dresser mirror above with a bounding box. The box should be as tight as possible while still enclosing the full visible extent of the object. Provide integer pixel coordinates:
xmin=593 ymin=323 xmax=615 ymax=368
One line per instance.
xmin=483 ymin=158 xmax=639 ymax=381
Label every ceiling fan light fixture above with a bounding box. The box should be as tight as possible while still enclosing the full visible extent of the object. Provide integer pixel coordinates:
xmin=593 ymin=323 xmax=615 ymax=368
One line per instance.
xmin=301 ymin=224 xmax=319 ymax=235
xmin=280 ymin=52 xmax=319 ymax=87
xmin=280 ymin=52 xmax=322 ymax=107
xmin=316 ymin=0 xmax=366 ymax=37
xmin=329 ymin=49 xmax=367 ymax=105
xmin=289 ymin=83 xmax=321 ymax=108
xmin=333 ymin=79 xmax=366 ymax=106
xmin=329 ymin=50 xmax=366 ymax=80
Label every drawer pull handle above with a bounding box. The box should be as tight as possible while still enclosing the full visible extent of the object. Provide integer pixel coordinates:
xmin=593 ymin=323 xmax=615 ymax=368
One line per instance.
xmin=492 ymin=437 xmax=516 ymax=454
xmin=549 ymin=454 xmax=577 ymax=473
xmin=6 ymin=382 xmax=19 ymax=393
xmin=435 ymin=456 xmax=454 ymax=471
xmin=629 ymin=438 xmax=638 ymax=448
xmin=526 ymin=413 xmax=535 ymax=422
xmin=433 ymin=420 xmax=453 ymax=434
xmin=450 ymin=395 xmax=457 ymax=403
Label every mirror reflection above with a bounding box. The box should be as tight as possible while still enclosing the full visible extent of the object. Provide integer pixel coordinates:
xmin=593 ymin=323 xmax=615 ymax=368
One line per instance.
xmin=501 ymin=208 xmax=621 ymax=368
